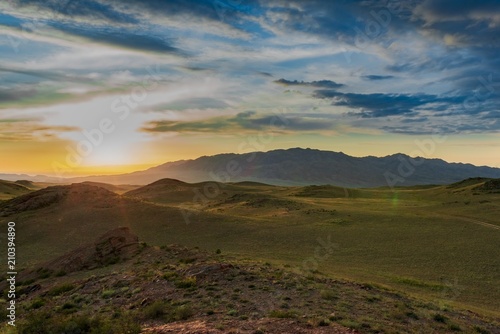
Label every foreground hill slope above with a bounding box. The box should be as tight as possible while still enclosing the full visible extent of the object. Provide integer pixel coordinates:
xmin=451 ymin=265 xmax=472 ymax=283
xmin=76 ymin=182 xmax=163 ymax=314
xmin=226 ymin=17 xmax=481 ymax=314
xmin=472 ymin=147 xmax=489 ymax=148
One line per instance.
xmin=3 ymin=229 xmax=499 ymax=334
xmin=69 ymin=148 xmax=500 ymax=187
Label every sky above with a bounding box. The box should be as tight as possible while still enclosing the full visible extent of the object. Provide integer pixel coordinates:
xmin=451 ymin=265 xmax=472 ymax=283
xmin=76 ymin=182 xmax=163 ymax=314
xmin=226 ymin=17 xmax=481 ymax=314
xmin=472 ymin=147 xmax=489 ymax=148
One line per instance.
xmin=0 ymin=0 xmax=499 ymax=176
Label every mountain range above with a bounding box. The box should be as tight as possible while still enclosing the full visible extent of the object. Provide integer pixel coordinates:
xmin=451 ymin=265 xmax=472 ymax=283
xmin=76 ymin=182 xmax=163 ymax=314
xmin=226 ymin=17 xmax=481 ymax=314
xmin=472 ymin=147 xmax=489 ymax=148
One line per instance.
xmin=3 ymin=148 xmax=500 ymax=187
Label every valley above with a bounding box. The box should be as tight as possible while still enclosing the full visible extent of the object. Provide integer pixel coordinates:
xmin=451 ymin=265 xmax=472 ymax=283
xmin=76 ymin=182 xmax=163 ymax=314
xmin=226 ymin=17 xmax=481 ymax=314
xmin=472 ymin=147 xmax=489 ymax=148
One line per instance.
xmin=1 ymin=177 xmax=499 ymax=331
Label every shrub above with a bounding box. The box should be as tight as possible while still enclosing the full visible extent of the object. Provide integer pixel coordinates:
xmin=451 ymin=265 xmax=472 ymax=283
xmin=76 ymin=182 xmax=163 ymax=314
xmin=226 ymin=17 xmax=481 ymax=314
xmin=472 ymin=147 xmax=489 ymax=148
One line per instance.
xmin=59 ymin=302 xmax=78 ymax=314
xmin=227 ymin=309 xmax=238 ymax=316
xmin=175 ymin=277 xmax=196 ymax=289
xmin=36 ymin=268 xmax=53 ymax=279
xmin=268 ymin=310 xmax=296 ymax=318
xmin=179 ymin=257 xmax=196 ymax=264
xmin=48 ymin=283 xmax=75 ymax=296
xmin=162 ymin=271 xmax=178 ymax=280
xmin=320 ymin=290 xmax=338 ymax=300
xmin=30 ymin=298 xmax=45 ymax=310
xmin=174 ymin=305 xmax=193 ymax=321
xmin=144 ymin=300 xmax=166 ymax=319
xmin=55 ymin=270 xmax=67 ymax=277
xmin=474 ymin=326 xmax=490 ymax=334
xmin=101 ymin=289 xmax=116 ymax=299
xmin=18 ymin=312 xmax=141 ymax=334
xmin=143 ymin=301 xmax=193 ymax=322
xmin=339 ymin=319 xmax=362 ymax=330
xmin=433 ymin=313 xmax=447 ymax=323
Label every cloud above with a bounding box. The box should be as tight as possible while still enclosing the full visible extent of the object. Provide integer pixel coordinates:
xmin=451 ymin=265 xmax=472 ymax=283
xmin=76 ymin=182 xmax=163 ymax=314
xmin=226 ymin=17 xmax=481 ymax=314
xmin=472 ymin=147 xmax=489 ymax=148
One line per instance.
xmin=2 ymin=0 xmax=249 ymax=56
xmin=141 ymin=110 xmax=336 ymax=134
xmin=2 ymin=0 xmax=500 ymax=141
xmin=313 ymin=90 xmax=466 ymax=118
xmin=362 ymin=75 xmax=394 ymax=81
xmin=149 ymin=98 xmax=230 ymax=111
xmin=414 ymin=0 xmax=500 ymax=28
xmin=0 ymin=66 xmax=96 ymax=83
xmin=9 ymin=0 xmax=139 ymax=24
xmin=0 ymin=87 xmax=37 ymax=102
xmin=0 ymin=118 xmax=79 ymax=141
xmin=275 ymin=78 xmax=344 ymax=89
xmin=47 ymin=22 xmax=182 ymax=54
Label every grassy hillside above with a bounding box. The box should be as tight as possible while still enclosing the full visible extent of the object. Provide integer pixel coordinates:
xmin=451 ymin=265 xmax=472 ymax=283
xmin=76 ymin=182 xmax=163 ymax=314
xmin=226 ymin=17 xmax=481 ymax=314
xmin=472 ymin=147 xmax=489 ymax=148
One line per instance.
xmin=0 ymin=180 xmax=32 ymax=200
xmin=0 ymin=180 xmax=67 ymax=200
xmin=0 ymin=179 xmax=499 ymax=319
xmin=2 ymin=240 xmax=499 ymax=333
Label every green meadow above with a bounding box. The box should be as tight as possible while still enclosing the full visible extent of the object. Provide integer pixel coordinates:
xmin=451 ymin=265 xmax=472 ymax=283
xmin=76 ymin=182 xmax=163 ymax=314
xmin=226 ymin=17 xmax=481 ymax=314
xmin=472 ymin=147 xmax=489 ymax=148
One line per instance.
xmin=1 ymin=178 xmax=499 ymax=318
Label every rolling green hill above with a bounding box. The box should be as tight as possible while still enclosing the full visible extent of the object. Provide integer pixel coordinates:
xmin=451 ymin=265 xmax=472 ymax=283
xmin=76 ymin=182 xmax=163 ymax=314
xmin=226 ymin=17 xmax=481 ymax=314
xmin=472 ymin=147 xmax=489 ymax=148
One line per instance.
xmin=1 ymin=179 xmax=499 ymax=320
xmin=0 ymin=180 xmax=32 ymax=200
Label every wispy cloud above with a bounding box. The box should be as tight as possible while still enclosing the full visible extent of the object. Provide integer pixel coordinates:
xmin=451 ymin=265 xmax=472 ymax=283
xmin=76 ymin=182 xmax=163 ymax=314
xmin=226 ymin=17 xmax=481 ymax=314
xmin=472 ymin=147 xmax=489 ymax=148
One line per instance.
xmin=1 ymin=0 xmax=500 ymax=170
xmin=313 ymin=90 xmax=466 ymax=118
xmin=275 ymin=78 xmax=345 ymax=89
xmin=362 ymin=75 xmax=395 ymax=81
xmin=142 ymin=110 xmax=336 ymax=134
xmin=0 ymin=118 xmax=79 ymax=141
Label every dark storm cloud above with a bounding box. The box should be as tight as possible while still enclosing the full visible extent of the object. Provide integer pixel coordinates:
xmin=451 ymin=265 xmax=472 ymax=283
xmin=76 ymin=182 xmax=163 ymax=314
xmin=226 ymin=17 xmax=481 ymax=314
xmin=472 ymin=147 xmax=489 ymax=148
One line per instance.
xmin=275 ymin=78 xmax=345 ymax=89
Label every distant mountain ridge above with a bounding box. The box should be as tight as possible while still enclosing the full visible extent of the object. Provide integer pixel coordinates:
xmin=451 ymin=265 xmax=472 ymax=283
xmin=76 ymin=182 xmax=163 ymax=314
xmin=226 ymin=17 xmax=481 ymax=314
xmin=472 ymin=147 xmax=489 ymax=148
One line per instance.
xmin=3 ymin=148 xmax=500 ymax=187
xmin=67 ymin=148 xmax=500 ymax=187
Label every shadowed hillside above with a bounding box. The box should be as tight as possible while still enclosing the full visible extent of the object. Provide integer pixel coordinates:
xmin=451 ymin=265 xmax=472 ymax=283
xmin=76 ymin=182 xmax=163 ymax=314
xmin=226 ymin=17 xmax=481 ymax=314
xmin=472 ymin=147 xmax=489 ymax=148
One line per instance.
xmin=0 ymin=183 xmax=122 ymax=217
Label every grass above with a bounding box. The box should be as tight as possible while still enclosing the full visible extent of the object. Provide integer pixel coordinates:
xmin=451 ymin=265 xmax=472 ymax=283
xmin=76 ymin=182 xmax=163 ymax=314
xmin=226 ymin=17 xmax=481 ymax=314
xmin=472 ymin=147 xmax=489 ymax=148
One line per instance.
xmin=101 ymin=289 xmax=116 ymax=299
xmin=0 ymin=178 xmax=499 ymax=317
xmin=268 ymin=309 xmax=297 ymax=318
xmin=143 ymin=300 xmax=194 ymax=322
xmin=433 ymin=313 xmax=447 ymax=323
xmin=15 ymin=312 xmax=141 ymax=334
xmin=175 ymin=277 xmax=196 ymax=289
xmin=48 ymin=283 xmax=75 ymax=296
xmin=2 ymin=244 xmax=499 ymax=334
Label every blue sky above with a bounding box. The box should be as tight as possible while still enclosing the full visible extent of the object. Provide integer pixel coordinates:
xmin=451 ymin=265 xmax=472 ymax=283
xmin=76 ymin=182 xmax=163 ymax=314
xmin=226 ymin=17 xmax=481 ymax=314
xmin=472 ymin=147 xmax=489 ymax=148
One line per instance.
xmin=0 ymin=0 xmax=499 ymax=175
